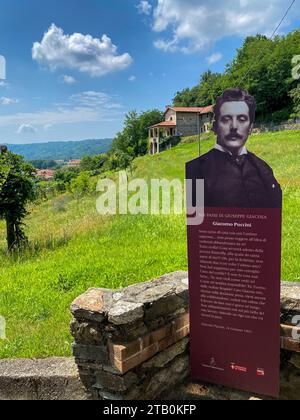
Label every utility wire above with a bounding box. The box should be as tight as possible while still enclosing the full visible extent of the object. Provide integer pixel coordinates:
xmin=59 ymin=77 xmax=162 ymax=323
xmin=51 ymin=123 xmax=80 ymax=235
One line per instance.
xmin=239 ymin=0 xmax=296 ymax=85
xmin=198 ymin=0 xmax=297 ymax=156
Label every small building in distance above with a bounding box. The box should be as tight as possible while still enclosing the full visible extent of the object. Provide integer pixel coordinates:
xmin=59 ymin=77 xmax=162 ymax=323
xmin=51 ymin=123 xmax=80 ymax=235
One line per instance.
xmin=36 ymin=169 xmax=54 ymax=181
xmin=149 ymin=105 xmax=214 ymax=155
xmin=68 ymin=159 xmax=81 ymax=167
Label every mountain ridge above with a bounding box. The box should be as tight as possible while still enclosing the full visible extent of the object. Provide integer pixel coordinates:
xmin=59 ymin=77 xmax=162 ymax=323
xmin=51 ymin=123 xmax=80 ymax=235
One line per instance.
xmin=3 ymin=138 xmax=113 ymax=160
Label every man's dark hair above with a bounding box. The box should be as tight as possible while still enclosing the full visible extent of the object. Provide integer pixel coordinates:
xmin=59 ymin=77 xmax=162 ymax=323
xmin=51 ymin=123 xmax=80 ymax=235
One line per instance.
xmin=213 ymin=88 xmax=256 ymax=129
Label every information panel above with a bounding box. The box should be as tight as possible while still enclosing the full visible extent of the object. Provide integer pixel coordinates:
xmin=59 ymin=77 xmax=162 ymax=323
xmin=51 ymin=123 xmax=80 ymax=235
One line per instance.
xmin=187 ymin=207 xmax=281 ymax=397
xmin=186 ymin=88 xmax=282 ymax=397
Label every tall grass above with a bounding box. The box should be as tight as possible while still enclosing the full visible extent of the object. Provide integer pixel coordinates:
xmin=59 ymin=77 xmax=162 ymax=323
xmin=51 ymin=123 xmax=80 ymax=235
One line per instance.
xmin=0 ymin=130 xmax=299 ymax=358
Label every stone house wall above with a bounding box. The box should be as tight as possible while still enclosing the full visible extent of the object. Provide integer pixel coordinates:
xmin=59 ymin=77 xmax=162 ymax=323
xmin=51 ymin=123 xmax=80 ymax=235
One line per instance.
xmin=164 ymin=109 xmax=177 ymax=123
xmin=176 ymin=112 xmax=212 ymax=137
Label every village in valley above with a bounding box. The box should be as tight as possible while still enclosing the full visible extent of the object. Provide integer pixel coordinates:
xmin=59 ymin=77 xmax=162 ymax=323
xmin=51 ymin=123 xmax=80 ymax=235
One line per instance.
xmin=36 ymin=159 xmax=81 ymax=181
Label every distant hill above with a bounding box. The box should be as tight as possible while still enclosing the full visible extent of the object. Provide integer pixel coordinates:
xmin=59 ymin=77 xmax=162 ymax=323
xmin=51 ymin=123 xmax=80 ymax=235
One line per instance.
xmin=4 ymin=138 xmax=113 ymax=160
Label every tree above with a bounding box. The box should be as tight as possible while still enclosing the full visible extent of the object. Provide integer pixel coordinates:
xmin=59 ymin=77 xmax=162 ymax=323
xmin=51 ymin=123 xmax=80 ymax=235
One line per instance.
xmin=290 ymin=85 xmax=300 ymax=118
xmin=173 ymin=88 xmax=196 ymax=107
xmin=196 ymin=71 xmax=224 ymax=106
xmin=110 ymin=109 xmax=163 ymax=158
xmin=30 ymin=160 xmax=58 ymax=169
xmin=69 ymin=172 xmax=96 ymax=199
xmin=107 ymin=151 xmax=134 ymax=172
xmin=139 ymin=109 xmax=164 ymax=154
xmin=0 ymin=146 xmax=36 ymax=251
xmin=80 ymin=154 xmax=107 ymax=173
xmin=172 ymin=30 xmax=300 ymax=122
xmin=54 ymin=166 xmax=80 ymax=188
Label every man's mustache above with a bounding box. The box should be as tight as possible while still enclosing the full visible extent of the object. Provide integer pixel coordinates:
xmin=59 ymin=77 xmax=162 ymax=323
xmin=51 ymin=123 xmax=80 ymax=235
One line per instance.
xmin=225 ymin=132 xmax=243 ymax=140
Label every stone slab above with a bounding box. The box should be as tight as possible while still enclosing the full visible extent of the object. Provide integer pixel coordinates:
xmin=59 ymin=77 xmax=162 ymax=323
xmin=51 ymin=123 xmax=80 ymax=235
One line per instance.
xmin=0 ymin=358 xmax=88 ymax=400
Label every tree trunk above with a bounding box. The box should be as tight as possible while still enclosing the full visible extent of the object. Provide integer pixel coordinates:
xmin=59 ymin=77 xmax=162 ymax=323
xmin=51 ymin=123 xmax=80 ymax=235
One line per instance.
xmin=6 ymin=214 xmax=16 ymax=251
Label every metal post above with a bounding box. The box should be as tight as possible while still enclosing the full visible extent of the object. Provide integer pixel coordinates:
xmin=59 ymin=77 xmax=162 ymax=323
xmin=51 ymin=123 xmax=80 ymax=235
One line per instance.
xmin=198 ymin=113 xmax=201 ymax=157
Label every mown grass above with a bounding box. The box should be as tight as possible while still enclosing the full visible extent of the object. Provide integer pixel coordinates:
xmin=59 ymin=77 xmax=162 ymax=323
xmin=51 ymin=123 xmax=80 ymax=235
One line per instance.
xmin=0 ymin=130 xmax=299 ymax=358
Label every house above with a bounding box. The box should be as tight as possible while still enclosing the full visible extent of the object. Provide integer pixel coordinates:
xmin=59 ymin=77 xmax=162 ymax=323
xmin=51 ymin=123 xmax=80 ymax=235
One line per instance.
xmin=68 ymin=159 xmax=81 ymax=167
xmin=149 ymin=105 xmax=214 ymax=155
xmin=36 ymin=169 xmax=54 ymax=181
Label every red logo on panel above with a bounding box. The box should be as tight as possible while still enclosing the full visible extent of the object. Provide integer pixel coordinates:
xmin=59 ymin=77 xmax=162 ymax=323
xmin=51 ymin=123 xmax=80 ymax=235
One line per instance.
xmin=230 ymin=363 xmax=248 ymax=373
xmin=257 ymin=368 xmax=265 ymax=377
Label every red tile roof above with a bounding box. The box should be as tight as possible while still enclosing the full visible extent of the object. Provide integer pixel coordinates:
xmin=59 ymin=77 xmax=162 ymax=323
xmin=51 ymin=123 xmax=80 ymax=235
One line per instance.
xmin=200 ymin=105 xmax=214 ymax=114
xmin=68 ymin=159 xmax=81 ymax=167
xmin=36 ymin=169 xmax=54 ymax=180
xmin=166 ymin=105 xmax=214 ymax=114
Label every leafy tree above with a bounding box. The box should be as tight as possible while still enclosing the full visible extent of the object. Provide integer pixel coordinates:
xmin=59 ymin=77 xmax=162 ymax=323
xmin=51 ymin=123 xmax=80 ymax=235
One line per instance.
xmin=35 ymin=180 xmax=65 ymax=201
xmin=139 ymin=109 xmax=164 ymax=154
xmin=108 ymin=151 xmax=134 ymax=172
xmin=30 ymin=160 xmax=58 ymax=169
xmin=196 ymin=71 xmax=225 ymax=106
xmin=69 ymin=172 xmax=96 ymax=199
xmin=111 ymin=109 xmax=163 ymax=158
xmin=0 ymin=146 xmax=36 ymax=251
xmin=54 ymin=166 xmax=80 ymax=187
xmin=80 ymin=156 xmax=96 ymax=172
xmin=173 ymin=87 xmax=198 ymax=107
xmin=123 ymin=111 xmax=141 ymax=156
xmin=172 ymin=30 xmax=300 ymax=123
xmin=80 ymin=154 xmax=107 ymax=173
xmin=290 ymin=85 xmax=300 ymax=118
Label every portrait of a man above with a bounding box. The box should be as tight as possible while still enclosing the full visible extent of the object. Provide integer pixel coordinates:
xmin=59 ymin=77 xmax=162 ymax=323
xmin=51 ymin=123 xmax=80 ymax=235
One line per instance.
xmin=186 ymin=88 xmax=282 ymax=209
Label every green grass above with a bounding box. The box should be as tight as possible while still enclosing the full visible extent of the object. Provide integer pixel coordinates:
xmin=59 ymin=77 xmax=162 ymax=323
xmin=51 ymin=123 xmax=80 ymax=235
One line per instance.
xmin=0 ymin=130 xmax=299 ymax=358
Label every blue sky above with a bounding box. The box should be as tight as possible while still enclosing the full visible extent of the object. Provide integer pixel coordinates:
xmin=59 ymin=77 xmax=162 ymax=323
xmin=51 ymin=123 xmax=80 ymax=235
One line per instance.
xmin=0 ymin=0 xmax=299 ymax=144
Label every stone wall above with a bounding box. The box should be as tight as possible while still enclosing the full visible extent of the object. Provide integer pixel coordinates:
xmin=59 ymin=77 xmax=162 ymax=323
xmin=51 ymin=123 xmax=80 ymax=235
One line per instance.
xmin=70 ymin=272 xmax=300 ymax=400
xmin=253 ymin=121 xmax=300 ymax=133
xmin=176 ymin=113 xmax=211 ymax=136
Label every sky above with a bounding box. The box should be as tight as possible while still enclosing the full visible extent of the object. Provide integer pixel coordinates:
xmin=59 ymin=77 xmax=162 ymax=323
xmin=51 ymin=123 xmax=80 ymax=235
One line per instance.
xmin=0 ymin=0 xmax=299 ymax=144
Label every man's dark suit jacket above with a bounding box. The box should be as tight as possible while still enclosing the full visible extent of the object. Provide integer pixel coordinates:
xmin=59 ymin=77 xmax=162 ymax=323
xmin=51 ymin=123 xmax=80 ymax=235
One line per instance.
xmin=186 ymin=149 xmax=282 ymax=209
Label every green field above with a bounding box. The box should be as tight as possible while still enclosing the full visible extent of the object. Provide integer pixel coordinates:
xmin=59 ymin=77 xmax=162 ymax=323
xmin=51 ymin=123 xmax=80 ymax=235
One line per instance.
xmin=0 ymin=130 xmax=299 ymax=358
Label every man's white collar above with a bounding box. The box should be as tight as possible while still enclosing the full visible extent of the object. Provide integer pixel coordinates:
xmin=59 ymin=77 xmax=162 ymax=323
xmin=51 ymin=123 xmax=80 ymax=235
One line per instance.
xmin=214 ymin=143 xmax=248 ymax=156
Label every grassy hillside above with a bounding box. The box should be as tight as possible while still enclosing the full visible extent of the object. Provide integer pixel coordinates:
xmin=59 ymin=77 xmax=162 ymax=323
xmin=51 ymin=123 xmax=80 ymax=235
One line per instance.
xmin=0 ymin=130 xmax=299 ymax=358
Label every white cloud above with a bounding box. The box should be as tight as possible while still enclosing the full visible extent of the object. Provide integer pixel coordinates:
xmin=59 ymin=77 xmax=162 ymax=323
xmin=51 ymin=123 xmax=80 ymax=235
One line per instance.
xmin=17 ymin=124 xmax=37 ymax=134
xmin=44 ymin=124 xmax=53 ymax=131
xmin=60 ymin=75 xmax=77 ymax=84
xmin=206 ymin=53 xmax=223 ymax=65
xmin=150 ymin=0 xmax=299 ymax=53
xmin=0 ymin=81 xmax=8 ymax=88
xmin=1 ymin=97 xmax=19 ymax=105
xmin=70 ymin=91 xmax=122 ymax=109
xmin=0 ymin=91 xmax=125 ymax=132
xmin=137 ymin=1 xmax=152 ymax=15
xmin=129 ymin=75 xmax=136 ymax=82
xmin=32 ymin=24 xmax=133 ymax=76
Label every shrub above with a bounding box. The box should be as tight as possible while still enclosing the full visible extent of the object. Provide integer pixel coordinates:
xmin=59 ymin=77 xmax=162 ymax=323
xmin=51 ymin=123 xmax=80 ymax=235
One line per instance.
xmin=69 ymin=172 xmax=97 ymax=199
